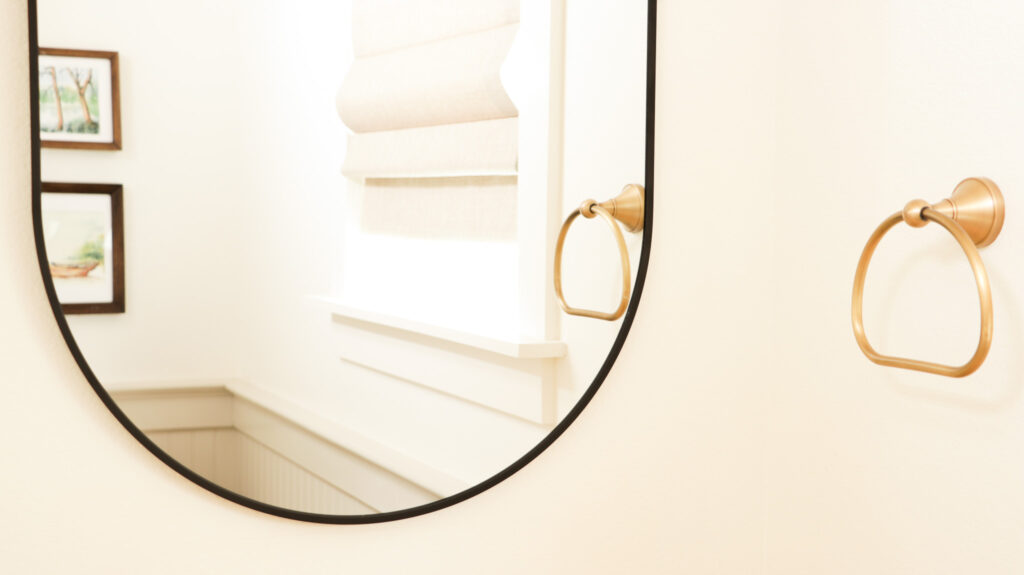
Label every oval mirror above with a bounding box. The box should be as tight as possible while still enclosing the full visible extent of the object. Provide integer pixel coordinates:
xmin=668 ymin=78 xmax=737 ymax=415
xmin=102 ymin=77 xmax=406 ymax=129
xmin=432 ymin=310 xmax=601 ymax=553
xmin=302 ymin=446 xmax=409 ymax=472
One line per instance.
xmin=30 ymin=0 xmax=656 ymax=522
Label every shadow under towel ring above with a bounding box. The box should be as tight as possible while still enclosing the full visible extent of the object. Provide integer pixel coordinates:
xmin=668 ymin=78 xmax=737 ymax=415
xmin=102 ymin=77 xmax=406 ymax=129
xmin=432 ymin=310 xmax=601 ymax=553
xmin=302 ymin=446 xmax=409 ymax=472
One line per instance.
xmin=554 ymin=184 xmax=645 ymax=321
xmin=851 ymin=177 xmax=1005 ymax=377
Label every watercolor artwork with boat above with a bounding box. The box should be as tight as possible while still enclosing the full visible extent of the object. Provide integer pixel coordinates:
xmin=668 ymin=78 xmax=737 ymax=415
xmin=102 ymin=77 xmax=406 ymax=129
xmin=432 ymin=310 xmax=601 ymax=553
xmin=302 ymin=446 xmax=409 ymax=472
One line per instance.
xmin=41 ymin=191 xmax=116 ymax=305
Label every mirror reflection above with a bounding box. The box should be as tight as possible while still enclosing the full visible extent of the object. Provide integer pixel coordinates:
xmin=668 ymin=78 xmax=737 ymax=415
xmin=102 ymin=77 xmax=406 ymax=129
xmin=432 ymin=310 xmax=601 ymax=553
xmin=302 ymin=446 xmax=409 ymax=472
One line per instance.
xmin=37 ymin=0 xmax=649 ymax=517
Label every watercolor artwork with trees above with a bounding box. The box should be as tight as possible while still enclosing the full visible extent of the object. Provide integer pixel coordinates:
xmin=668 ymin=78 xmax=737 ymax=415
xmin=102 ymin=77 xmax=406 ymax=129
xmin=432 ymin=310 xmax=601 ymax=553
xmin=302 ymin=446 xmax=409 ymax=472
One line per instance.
xmin=38 ymin=49 xmax=120 ymax=150
xmin=39 ymin=64 xmax=101 ymax=135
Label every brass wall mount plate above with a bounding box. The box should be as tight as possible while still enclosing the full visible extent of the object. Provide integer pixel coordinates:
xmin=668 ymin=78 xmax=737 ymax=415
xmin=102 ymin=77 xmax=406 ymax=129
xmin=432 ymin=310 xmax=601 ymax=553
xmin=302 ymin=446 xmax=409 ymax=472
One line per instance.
xmin=911 ymin=177 xmax=1004 ymax=247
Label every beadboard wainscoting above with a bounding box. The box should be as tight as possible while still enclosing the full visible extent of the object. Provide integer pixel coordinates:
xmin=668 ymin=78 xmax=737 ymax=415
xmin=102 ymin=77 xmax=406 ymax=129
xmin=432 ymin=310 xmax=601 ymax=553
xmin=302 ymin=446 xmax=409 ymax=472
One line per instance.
xmin=108 ymin=382 xmax=447 ymax=514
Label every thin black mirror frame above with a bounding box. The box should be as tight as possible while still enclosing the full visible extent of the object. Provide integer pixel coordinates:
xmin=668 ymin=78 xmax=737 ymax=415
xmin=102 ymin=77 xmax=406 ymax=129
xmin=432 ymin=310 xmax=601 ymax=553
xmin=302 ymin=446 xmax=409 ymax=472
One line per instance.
xmin=28 ymin=0 xmax=657 ymax=524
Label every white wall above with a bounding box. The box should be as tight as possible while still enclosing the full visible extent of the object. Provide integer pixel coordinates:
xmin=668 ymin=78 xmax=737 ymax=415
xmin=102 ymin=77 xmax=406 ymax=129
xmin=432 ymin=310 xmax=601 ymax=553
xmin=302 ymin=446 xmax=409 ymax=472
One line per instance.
xmin=557 ymin=0 xmax=647 ymax=418
xmin=227 ymin=2 xmax=545 ymax=494
xmin=37 ymin=0 xmax=354 ymax=390
xmin=36 ymin=0 xmax=654 ymax=505
xmin=38 ymin=0 xmax=255 ymax=383
xmin=38 ymin=0 xmax=492 ymax=511
xmin=221 ymin=0 xmax=651 ymax=500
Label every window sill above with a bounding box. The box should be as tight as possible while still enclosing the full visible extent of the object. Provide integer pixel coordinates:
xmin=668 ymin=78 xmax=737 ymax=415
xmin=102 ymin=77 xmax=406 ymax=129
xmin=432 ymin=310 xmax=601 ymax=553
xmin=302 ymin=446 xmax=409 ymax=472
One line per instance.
xmin=315 ymin=297 xmax=567 ymax=359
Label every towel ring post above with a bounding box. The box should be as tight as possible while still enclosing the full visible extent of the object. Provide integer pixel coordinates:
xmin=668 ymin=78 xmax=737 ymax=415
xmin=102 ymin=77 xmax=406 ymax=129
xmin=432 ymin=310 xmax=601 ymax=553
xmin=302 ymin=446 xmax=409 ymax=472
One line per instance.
xmin=851 ymin=177 xmax=1005 ymax=377
xmin=554 ymin=184 xmax=645 ymax=321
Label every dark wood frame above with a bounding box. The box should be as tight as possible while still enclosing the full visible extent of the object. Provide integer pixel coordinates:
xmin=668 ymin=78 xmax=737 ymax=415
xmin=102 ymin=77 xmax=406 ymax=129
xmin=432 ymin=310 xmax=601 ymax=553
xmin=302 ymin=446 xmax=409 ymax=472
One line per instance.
xmin=28 ymin=0 xmax=655 ymax=524
xmin=38 ymin=48 xmax=121 ymax=150
xmin=41 ymin=182 xmax=125 ymax=314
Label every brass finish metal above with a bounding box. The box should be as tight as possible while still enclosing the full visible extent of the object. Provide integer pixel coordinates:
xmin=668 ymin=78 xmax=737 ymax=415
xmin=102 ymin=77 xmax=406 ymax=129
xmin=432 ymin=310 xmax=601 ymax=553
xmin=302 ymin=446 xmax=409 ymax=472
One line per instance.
xmin=851 ymin=178 xmax=1005 ymax=378
xmin=598 ymin=183 xmax=646 ymax=233
xmin=554 ymin=184 xmax=645 ymax=321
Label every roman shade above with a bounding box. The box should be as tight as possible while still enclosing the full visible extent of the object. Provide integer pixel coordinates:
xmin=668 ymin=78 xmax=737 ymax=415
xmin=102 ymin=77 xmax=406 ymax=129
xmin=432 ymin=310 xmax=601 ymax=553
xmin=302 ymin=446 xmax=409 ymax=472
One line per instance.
xmin=339 ymin=0 xmax=521 ymax=180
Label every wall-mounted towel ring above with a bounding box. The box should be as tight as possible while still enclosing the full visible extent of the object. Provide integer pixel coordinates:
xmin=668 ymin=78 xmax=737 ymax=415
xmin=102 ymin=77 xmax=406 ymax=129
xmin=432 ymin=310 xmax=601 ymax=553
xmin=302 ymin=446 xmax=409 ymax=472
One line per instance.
xmin=851 ymin=177 xmax=1005 ymax=377
xmin=554 ymin=184 xmax=645 ymax=321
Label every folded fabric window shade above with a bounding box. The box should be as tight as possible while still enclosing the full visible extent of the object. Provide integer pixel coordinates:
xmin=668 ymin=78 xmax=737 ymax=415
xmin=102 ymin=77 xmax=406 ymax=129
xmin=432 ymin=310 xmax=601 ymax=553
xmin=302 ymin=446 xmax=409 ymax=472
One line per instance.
xmin=339 ymin=0 xmax=520 ymax=181
xmin=352 ymin=0 xmax=520 ymax=57
xmin=342 ymin=118 xmax=518 ymax=180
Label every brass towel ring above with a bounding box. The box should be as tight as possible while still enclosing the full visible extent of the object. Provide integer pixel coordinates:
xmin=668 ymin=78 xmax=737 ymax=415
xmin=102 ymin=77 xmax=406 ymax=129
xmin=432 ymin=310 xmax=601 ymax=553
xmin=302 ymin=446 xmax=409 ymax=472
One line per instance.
xmin=851 ymin=177 xmax=1005 ymax=377
xmin=554 ymin=184 xmax=645 ymax=321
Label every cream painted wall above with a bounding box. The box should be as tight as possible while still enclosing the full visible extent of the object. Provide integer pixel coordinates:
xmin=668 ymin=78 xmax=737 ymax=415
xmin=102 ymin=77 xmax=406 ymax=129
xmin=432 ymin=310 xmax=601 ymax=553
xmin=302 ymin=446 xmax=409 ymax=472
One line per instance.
xmin=37 ymin=0 xmax=1024 ymax=572
xmin=1 ymin=0 xmax=767 ymax=572
xmin=765 ymin=1 xmax=1024 ymax=572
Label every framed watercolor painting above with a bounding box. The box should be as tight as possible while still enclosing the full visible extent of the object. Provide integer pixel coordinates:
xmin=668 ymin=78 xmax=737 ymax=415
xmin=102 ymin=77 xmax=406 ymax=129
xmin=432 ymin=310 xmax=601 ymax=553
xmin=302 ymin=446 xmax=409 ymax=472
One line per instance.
xmin=41 ymin=183 xmax=125 ymax=314
xmin=38 ymin=48 xmax=121 ymax=150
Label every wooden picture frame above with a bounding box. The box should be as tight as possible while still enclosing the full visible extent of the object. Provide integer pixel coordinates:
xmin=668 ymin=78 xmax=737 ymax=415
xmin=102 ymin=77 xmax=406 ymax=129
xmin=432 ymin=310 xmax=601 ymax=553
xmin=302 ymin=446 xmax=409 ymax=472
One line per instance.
xmin=38 ymin=48 xmax=121 ymax=150
xmin=40 ymin=183 xmax=125 ymax=314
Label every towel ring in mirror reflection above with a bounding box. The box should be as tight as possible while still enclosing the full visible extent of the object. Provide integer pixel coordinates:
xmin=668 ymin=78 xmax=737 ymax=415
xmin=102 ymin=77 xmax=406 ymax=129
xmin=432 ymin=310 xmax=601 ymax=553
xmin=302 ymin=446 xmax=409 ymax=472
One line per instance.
xmin=554 ymin=184 xmax=645 ymax=321
xmin=851 ymin=177 xmax=1005 ymax=378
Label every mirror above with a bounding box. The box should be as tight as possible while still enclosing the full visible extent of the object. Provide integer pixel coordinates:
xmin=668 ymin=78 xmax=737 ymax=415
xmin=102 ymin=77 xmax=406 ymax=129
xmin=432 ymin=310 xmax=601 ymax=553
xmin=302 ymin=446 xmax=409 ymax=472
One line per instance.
xmin=31 ymin=0 xmax=654 ymax=522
